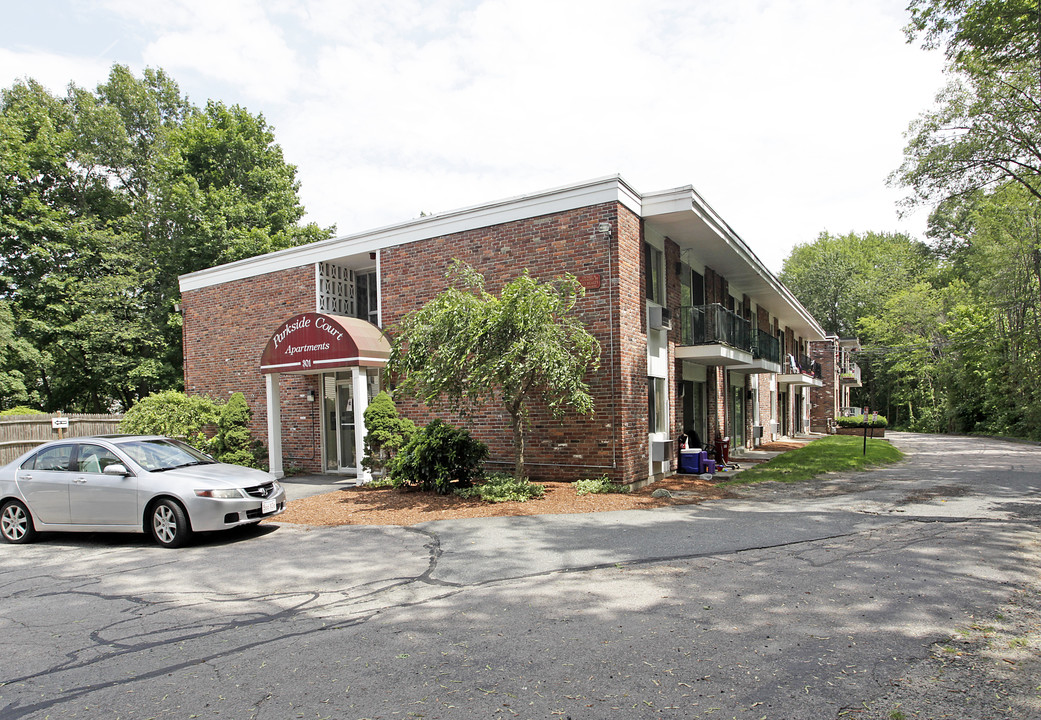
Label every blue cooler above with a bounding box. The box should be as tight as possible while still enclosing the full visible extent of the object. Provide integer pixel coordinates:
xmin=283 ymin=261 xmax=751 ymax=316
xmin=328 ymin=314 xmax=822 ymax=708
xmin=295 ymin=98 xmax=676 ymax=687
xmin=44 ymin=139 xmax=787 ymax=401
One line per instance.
xmin=679 ymin=448 xmax=703 ymax=474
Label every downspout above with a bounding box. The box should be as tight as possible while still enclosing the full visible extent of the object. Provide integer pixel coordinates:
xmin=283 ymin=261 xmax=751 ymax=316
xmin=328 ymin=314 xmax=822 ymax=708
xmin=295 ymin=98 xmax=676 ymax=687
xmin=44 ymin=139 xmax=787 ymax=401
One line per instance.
xmin=600 ymin=221 xmax=619 ymax=472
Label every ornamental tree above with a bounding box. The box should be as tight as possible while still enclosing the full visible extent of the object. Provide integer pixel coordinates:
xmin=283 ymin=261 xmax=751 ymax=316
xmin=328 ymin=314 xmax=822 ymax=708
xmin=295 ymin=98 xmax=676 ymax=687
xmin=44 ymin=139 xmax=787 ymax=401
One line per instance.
xmin=388 ymin=261 xmax=601 ymax=480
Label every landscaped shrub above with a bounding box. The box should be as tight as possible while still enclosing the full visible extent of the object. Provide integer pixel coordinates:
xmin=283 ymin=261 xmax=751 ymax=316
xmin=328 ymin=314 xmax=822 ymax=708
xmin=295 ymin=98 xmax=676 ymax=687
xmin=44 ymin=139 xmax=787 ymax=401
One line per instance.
xmin=214 ymin=392 xmax=266 ymax=469
xmin=454 ymin=472 xmax=545 ymax=503
xmin=119 ymin=390 xmax=220 ymax=450
xmin=386 ymin=419 xmax=488 ymax=494
xmin=0 ymin=406 xmax=46 ymax=416
xmin=836 ymin=414 xmax=888 ymax=429
xmin=575 ymin=474 xmax=632 ymax=495
xmin=119 ymin=390 xmax=266 ymax=468
xmin=362 ymin=391 xmax=416 ymax=476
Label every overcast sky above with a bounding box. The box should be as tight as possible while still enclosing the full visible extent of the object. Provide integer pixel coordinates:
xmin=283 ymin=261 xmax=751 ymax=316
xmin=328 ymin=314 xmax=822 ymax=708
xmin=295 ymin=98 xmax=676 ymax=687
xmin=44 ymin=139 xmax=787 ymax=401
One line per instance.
xmin=2 ymin=0 xmax=947 ymax=271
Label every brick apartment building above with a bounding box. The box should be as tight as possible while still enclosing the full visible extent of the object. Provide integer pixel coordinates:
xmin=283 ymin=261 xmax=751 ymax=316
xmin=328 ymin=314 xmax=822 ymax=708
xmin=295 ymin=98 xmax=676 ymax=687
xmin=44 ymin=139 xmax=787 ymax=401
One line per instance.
xmin=178 ymin=176 xmax=831 ymax=484
xmin=809 ymin=336 xmax=863 ymax=433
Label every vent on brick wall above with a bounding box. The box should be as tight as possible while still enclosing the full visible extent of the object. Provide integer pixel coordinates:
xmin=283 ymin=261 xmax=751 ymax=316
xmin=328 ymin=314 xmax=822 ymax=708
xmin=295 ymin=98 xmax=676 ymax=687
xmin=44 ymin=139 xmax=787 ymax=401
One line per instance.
xmin=318 ymin=262 xmax=355 ymax=315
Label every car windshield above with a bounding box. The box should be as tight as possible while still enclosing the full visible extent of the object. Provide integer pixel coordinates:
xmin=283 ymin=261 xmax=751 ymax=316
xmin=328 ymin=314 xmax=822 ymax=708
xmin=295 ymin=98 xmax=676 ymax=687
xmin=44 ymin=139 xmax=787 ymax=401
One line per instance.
xmin=117 ymin=439 xmax=216 ymax=472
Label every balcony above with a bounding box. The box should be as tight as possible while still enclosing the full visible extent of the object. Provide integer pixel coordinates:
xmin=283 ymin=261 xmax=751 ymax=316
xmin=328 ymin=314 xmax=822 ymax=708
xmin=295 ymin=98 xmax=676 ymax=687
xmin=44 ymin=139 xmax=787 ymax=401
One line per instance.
xmin=777 ymin=353 xmax=824 ymax=387
xmin=676 ymin=304 xmax=753 ymax=366
xmin=840 ymin=362 xmax=862 ymax=387
xmin=731 ymin=328 xmax=783 ymax=374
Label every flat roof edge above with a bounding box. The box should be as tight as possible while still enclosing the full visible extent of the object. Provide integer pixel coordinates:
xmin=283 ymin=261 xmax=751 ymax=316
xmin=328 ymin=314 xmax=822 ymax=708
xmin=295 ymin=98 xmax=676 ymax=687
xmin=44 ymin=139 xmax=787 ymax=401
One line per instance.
xmin=179 ymin=175 xmax=643 ymax=292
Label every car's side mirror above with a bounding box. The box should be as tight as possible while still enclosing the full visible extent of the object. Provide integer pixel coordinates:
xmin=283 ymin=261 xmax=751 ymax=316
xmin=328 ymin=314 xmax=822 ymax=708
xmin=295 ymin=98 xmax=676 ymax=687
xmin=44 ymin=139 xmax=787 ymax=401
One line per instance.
xmin=103 ymin=464 xmax=130 ymax=476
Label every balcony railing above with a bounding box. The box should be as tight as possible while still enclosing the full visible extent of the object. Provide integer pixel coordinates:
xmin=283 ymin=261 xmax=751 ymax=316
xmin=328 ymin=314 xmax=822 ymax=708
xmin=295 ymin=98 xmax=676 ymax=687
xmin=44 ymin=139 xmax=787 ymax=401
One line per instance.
xmin=752 ymin=329 xmax=781 ymax=364
xmin=678 ymin=304 xmax=751 ymax=351
xmin=784 ymin=354 xmax=822 ymax=378
xmin=839 ymin=363 xmax=862 ymax=384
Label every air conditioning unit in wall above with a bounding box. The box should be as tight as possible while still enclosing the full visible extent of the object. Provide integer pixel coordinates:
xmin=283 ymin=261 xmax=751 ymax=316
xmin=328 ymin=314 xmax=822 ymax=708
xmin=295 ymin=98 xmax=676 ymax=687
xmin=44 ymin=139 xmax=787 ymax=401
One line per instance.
xmin=651 ymin=439 xmax=674 ymax=462
xmin=649 ymin=306 xmax=672 ymax=331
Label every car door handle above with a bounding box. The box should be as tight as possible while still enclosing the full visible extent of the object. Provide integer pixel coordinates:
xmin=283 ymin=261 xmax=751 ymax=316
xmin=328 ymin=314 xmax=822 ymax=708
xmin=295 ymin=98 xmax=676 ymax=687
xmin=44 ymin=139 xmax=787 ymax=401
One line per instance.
xmin=72 ymin=477 xmax=88 ymax=484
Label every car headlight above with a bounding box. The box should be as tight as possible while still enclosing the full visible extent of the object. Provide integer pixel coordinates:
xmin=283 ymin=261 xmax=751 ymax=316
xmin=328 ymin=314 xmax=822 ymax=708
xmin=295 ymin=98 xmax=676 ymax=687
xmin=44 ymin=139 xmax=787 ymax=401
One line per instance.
xmin=194 ymin=488 xmax=245 ymax=499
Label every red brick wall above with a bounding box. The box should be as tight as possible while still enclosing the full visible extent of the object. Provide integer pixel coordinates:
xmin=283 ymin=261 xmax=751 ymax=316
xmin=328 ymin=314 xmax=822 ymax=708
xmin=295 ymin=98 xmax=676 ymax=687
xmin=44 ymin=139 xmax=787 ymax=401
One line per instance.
xmin=809 ymin=338 xmax=838 ymax=433
xmin=379 ymin=201 xmax=650 ymax=483
xmin=617 ymin=205 xmax=649 ymax=481
xmin=182 ymin=265 xmax=324 ymax=472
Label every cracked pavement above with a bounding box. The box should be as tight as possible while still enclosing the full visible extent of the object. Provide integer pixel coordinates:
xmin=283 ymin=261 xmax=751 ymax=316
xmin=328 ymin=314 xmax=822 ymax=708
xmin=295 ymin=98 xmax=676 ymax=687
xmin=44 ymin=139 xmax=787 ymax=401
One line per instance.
xmin=1 ymin=432 xmax=1040 ymax=719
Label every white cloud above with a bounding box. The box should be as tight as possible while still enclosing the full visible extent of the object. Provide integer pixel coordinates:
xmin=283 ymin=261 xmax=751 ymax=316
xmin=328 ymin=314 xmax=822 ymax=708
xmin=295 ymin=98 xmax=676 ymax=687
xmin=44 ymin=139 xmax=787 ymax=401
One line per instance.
xmin=4 ymin=0 xmax=949 ymax=270
xmin=101 ymin=0 xmax=302 ymax=103
xmin=0 ymin=48 xmax=112 ymax=95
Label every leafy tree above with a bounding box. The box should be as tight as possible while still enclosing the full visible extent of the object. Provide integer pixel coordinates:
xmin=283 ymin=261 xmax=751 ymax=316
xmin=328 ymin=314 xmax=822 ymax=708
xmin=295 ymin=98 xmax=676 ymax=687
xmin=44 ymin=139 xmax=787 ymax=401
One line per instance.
xmin=858 ymin=282 xmax=952 ymax=432
xmin=905 ymin=0 xmax=1039 ymax=67
xmin=891 ymin=58 xmax=1041 ymax=208
xmin=779 ymin=231 xmax=931 ymax=337
xmin=0 ymin=65 xmax=332 ymax=412
xmin=946 ymin=184 xmax=1041 ymax=437
xmin=0 ymin=301 xmax=40 ymax=409
xmin=389 ymin=261 xmax=601 ymax=480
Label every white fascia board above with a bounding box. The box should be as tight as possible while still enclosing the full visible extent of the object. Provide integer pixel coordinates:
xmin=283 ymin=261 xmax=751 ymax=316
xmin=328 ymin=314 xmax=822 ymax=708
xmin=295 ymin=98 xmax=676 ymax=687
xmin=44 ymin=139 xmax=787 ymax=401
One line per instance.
xmin=643 ymin=185 xmax=826 ymax=340
xmin=179 ymin=175 xmax=642 ymax=293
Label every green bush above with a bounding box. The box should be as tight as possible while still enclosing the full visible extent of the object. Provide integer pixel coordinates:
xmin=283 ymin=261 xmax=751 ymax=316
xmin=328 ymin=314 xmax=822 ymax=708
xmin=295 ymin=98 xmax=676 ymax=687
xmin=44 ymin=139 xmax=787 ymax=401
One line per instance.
xmin=119 ymin=390 xmax=221 ymax=449
xmin=386 ymin=419 xmax=488 ymax=494
xmin=836 ymin=414 xmax=888 ymax=429
xmin=575 ymin=474 xmax=632 ymax=495
xmin=214 ymin=392 xmax=266 ymax=469
xmin=0 ymin=406 xmax=46 ymax=416
xmin=119 ymin=390 xmax=265 ymax=468
xmin=362 ymin=391 xmax=416 ymax=476
xmin=455 ymin=472 xmax=546 ymax=503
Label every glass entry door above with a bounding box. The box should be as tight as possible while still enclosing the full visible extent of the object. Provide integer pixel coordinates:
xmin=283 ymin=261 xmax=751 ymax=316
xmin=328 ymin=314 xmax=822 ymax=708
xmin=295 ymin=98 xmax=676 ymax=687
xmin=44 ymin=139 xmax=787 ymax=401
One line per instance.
xmin=337 ymin=381 xmax=356 ymax=472
xmin=323 ymin=372 xmax=358 ymax=473
xmin=731 ymin=385 xmax=745 ymax=449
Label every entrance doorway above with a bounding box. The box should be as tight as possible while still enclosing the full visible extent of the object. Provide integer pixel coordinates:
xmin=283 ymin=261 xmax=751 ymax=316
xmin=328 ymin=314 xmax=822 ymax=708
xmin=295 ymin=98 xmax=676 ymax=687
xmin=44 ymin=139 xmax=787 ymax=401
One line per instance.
xmin=731 ymin=384 xmax=745 ymax=449
xmin=322 ymin=369 xmax=382 ymax=473
xmin=681 ymin=379 xmax=706 ymax=447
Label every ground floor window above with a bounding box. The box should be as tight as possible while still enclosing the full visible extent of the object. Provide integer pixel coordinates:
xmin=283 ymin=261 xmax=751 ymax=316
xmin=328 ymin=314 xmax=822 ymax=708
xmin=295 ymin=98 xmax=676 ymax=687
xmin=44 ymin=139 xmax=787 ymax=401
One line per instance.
xmin=648 ymin=376 xmax=668 ymax=434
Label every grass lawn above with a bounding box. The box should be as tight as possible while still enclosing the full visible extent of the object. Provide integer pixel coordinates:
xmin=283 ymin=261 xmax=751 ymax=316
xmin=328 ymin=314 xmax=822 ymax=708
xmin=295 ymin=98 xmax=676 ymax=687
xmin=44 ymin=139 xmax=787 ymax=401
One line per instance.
xmin=719 ymin=434 xmax=903 ymax=486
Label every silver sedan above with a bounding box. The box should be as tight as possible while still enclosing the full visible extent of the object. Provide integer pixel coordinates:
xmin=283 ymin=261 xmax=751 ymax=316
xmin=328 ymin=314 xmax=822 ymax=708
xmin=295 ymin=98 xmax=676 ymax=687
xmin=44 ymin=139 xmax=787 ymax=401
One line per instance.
xmin=0 ymin=435 xmax=286 ymax=548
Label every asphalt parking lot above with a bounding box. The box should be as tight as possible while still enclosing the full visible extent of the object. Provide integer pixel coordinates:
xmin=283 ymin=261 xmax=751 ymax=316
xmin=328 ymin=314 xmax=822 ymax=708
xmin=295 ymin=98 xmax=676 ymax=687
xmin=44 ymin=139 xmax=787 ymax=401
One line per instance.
xmin=2 ymin=432 xmax=1039 ymax=719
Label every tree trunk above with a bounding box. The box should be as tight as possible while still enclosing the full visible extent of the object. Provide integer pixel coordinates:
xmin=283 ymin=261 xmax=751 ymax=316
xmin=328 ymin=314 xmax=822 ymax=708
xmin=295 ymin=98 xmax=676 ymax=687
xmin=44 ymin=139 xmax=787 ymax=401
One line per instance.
xmin=508 ymin=405 xmax=526 ymax=480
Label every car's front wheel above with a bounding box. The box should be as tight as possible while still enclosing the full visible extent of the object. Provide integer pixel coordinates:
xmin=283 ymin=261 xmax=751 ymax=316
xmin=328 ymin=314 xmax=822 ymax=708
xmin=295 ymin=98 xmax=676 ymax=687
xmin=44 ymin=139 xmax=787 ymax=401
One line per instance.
xmin=1 ymin=500 xmax=37 ymax=544
xmin=149 ymin=499 xmax=191 ymax=548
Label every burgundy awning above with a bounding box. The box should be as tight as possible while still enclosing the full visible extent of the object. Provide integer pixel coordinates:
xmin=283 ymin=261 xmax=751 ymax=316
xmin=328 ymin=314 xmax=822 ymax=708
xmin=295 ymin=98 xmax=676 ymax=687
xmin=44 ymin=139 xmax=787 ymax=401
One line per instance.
xmin=260 ymin=313 xmax=390 ymax=374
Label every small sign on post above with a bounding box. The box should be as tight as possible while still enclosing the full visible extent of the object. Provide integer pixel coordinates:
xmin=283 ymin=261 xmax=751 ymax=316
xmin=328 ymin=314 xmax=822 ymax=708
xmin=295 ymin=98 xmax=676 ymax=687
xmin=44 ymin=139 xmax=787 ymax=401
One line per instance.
xmin=862 ymin=409 xmax=873 ymax=456
xmin=52 ymin=414 xmax=69 ymax=439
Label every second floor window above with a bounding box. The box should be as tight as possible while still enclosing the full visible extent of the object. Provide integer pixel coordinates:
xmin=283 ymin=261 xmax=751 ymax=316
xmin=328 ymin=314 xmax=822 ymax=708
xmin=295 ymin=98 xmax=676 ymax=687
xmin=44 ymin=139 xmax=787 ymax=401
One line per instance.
xmin=356 ymin=270 xmax=379 ymax=325
xmin=644 ymin=243 xmax=664 ymax=305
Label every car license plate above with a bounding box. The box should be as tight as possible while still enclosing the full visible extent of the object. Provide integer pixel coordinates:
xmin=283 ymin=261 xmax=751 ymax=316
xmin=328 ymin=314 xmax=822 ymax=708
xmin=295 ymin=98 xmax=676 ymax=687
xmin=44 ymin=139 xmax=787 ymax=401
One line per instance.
xmin=262 ymin=499 xmax=276 ymax=514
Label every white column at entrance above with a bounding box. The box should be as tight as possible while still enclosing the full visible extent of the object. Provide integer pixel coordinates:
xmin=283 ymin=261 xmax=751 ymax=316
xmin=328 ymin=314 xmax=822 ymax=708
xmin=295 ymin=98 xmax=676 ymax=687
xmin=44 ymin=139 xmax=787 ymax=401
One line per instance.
xmin=352 ymin=367 xmax=371 ymax=481
xmin=266 ymin=373 xmax=284 ymax=478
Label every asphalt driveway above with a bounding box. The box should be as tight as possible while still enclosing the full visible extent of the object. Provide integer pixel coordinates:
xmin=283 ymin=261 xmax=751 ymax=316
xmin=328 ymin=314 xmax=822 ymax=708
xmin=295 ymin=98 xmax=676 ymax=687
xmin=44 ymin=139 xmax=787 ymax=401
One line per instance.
xmin=1 ymin=432 xmax=1039 ymax=719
